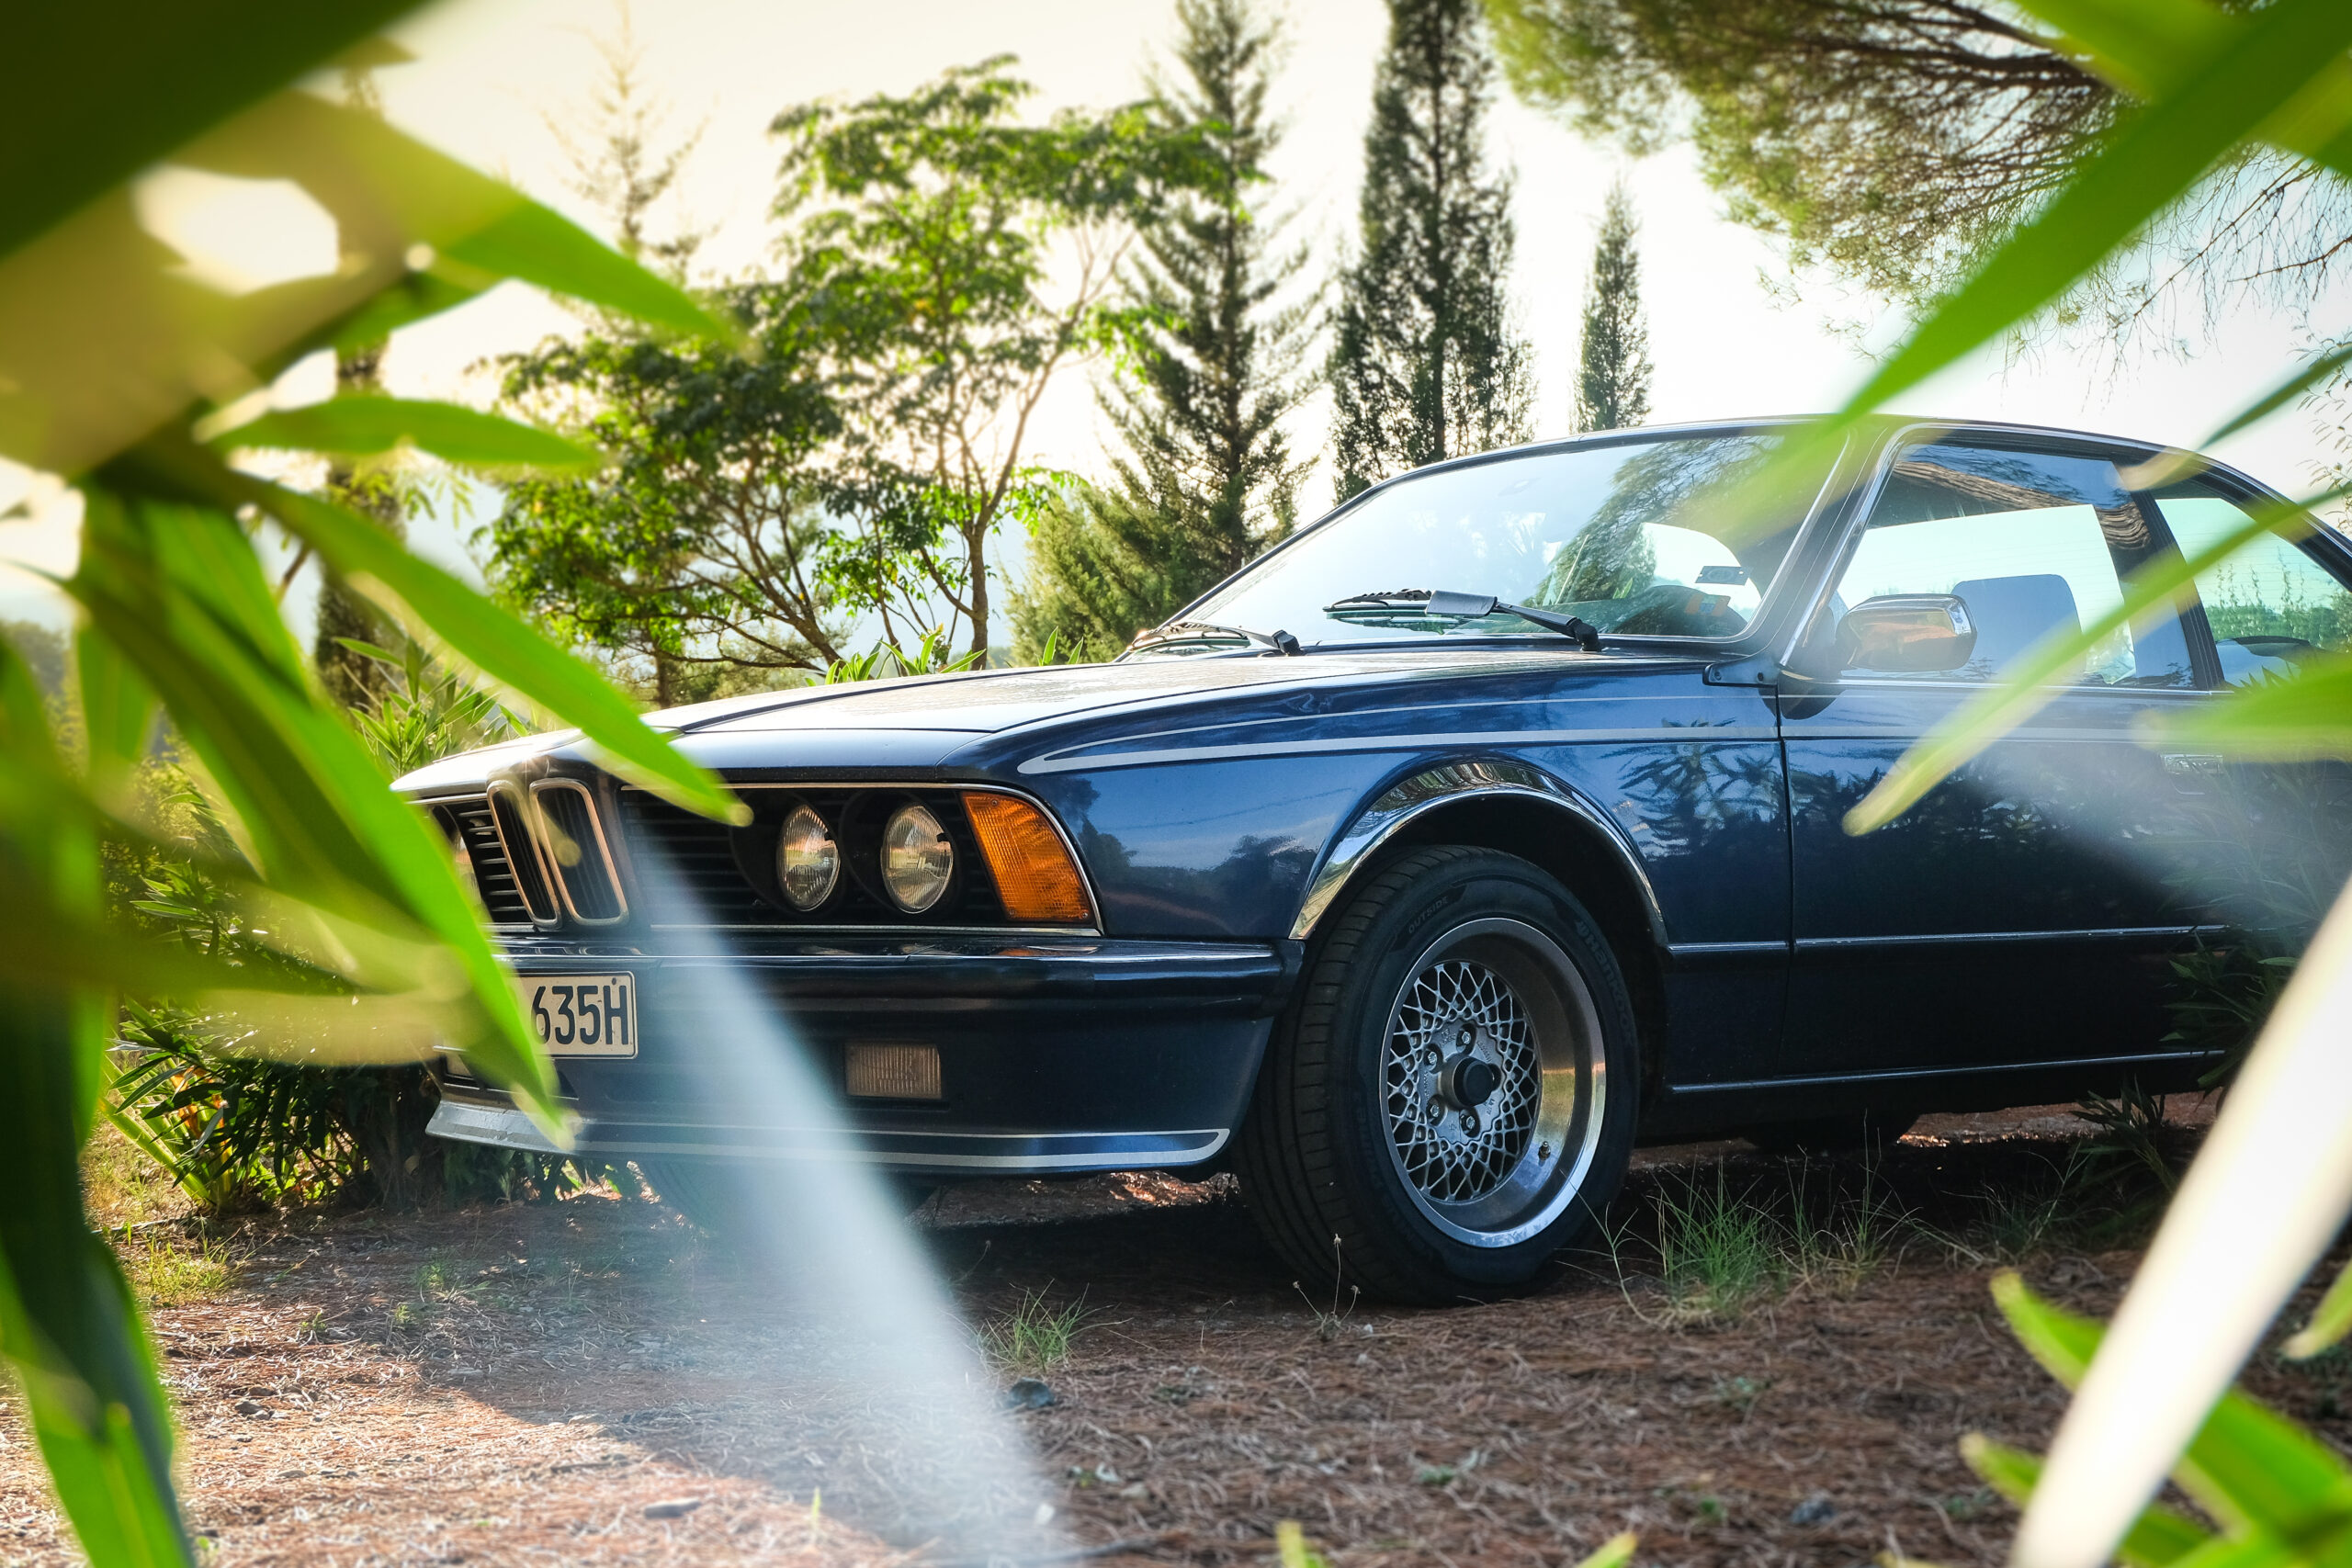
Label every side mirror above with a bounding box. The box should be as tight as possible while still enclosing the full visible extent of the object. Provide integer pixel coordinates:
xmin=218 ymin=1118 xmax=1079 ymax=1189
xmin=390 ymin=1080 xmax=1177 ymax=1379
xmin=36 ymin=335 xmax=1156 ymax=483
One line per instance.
xmin=1836 ymin=594 xmax=1977 ymax=672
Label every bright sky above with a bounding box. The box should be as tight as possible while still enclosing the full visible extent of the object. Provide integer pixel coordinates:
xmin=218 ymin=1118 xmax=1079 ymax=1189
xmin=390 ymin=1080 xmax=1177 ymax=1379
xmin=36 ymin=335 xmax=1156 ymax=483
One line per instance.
xmin=3 ymin=0 xmax=2346 ymax=643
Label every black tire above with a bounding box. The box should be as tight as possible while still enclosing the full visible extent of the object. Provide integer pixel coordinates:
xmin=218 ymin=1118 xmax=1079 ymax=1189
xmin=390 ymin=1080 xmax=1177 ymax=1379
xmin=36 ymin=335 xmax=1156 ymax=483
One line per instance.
xmin=1744 ymin=1111 xmax=1917 ymax=1156
xmin=1235 ymin=845 xmax=1640 ymax=1304
xmin=638 ymin=1159 xmax=936 ymax=1230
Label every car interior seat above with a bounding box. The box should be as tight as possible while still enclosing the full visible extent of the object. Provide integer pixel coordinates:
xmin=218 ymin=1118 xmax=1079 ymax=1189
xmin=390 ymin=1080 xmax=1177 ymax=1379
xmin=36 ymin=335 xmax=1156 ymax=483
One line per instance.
xmin=1950 ymin=573 xmax=2082 ymax=676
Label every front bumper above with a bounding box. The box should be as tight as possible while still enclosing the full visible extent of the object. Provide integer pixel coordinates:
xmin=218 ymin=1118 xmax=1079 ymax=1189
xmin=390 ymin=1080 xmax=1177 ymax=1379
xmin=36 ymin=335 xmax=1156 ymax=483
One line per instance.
xmin=429 ymin=935 xmax=1297 ymax=1177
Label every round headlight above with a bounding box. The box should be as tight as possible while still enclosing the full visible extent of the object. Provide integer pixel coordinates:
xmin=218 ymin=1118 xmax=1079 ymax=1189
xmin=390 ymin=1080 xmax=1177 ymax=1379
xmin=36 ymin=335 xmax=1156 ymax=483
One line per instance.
xmin=881 ymin=802 xmax=955 ymax=913
xmin=776 ymin=803 xmax=839 ymax=911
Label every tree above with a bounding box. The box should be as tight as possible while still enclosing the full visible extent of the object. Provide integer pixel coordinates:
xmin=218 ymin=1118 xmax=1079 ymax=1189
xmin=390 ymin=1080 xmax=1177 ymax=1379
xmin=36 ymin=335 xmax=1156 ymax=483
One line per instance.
xmin=1573 ymin=177 xmax=1651 ymax=433
xmin=311 ymin=62 xmax=409 ymax=711
xmin=778 ymin=61 xmax=1216 ymax=664
xmin=1013 ymin=0 xmax=1317 ymax=662
xmin=1329 ymin=0 xmax=1533 ymax=502
xmin=1481 ymin=0 xmax=2352 ymax=344
xmin=491 ymin=61 xmax=1211 ymax=684
xmin=488 ymin=287 xmax=853 ymax=699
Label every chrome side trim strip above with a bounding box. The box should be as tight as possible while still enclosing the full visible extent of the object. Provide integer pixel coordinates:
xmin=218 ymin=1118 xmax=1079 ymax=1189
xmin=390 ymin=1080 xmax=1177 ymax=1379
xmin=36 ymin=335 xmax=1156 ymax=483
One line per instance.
xmin=1022 ymin=725 xmax=1781 ymax=776
xmin=1666 ymin=1048 xmax=2217 ymax=1099
xmin=426 ymin=1101 xmax=1227 ymax=1173
xmin=1794 ymin=924 xmax=2200 ymax=953
xmin=1287 ymin=758 xmax=1668 ymax=944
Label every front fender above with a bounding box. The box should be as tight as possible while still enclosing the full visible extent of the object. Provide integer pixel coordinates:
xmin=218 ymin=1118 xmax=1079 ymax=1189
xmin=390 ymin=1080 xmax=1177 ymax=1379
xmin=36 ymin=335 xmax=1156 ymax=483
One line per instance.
xmin=1288 ymin=757 xmax=1667 ymax=943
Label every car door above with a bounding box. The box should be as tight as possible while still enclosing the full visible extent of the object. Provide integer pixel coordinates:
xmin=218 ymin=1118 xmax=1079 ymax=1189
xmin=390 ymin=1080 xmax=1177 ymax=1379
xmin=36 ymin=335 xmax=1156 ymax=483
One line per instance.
xmin=2148 ymin=477 xmax=2352 ymax=965
xmin=1776 ymin=434 xmax=2210 ymax=1081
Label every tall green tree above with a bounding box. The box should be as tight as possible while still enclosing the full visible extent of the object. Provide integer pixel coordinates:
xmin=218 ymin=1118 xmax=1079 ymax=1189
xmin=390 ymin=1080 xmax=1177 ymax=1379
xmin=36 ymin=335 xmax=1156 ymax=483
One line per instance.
xmin=1481 ymin=0 xmax=2352 ymax=344
xmin=778 ymin=61 xmax=1216 ymax=664
xmin=492 ymin=61 xmax=1212 ymax=682
xmin=1329 ymin=0 xmax=1533 ymax=502
xmin=1014 ymin=0 xmax=1317 ymax=661
xmin=1572 ymin=177 xmax=1651 ymax=433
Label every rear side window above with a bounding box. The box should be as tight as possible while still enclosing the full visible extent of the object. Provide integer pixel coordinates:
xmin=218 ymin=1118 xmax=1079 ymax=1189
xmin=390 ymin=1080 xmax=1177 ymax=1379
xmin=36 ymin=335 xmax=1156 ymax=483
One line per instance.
xmin=2152 ymin=486 xmax=2352 ymax=686
xmin=1820 ymin=441 xmax=2196 ymax=686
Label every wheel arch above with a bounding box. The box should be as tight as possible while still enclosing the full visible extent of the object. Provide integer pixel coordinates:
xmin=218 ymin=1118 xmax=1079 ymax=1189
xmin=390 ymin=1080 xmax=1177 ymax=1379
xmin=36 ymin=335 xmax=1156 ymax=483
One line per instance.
xmin=1289 ymin=760 xmax=1669 ymax=1101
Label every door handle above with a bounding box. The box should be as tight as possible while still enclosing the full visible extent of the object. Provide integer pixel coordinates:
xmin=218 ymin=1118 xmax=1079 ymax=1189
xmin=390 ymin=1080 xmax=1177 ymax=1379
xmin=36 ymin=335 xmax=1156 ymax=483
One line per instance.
xmin=2163 ymin=752 xmax=2225 ymax=794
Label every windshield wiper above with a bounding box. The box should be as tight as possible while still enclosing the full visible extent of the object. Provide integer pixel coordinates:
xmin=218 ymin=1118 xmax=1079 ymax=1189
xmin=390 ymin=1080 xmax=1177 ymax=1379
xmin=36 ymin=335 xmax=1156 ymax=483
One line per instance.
xmin=1128 ymin=619 xmax=1305 ymax=656
xmin=1324 ymin=589 xmax=1604 ymax=651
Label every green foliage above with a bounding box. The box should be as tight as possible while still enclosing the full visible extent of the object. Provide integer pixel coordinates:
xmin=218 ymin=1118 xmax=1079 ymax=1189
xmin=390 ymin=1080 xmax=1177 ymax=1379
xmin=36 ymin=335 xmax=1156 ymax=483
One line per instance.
xmin=0 ymin=13 xmax=742 ymax=1561
xmin=1573 ymin=178 xmax=1651 ymax=434
xmin=1 ymin=620 xmax=71 ymax=699
xmin=1329 ymin=0 xmax=1534 ymax=502
xmin=1484 ymin=0 xmax=2351 ymax=348
xmin=1014 ymin=0 xmax=1316 ymax=662
xmin=775 ymin=60 xmax=1223 ymax=662
xmin=336 ymin=636 xmax=525 ymax=782
xmin=492 ymin=59 xmax=1219 ymax=688
xmin=1964 ymin=1272 xmax=2352 ymax=1567
xmin=822 ymin=626 xmax=984 ymax=684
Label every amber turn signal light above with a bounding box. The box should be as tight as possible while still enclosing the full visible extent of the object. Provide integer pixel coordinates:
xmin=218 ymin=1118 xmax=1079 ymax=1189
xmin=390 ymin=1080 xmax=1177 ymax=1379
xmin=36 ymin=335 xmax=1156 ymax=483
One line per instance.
xmin=961 ymin=792 xmax=1092 ymax=924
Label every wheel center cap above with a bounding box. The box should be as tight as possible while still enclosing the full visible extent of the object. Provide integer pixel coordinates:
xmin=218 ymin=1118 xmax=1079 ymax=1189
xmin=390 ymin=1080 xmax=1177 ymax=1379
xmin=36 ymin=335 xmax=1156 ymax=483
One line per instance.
xmin=1437 ymin=1051 xmax=1500 ymax=1110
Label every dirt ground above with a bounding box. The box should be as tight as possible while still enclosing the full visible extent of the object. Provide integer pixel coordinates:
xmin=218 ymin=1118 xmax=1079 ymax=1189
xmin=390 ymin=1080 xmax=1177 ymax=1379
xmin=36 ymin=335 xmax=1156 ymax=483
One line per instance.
xmin=12 ymin=1099 xmax=2346 ymax=1568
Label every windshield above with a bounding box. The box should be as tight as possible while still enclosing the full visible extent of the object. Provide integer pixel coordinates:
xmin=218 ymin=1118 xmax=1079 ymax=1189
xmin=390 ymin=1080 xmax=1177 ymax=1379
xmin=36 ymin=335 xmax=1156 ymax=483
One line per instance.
xmin=1181 ymin=433 xmax=1815 ymax=649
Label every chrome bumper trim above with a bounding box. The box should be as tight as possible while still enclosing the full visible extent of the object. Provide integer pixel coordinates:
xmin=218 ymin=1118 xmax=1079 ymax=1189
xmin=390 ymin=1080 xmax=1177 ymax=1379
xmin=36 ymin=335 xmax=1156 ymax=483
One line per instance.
xmin=427 ymin=1101 xmax=1228 ymax=1174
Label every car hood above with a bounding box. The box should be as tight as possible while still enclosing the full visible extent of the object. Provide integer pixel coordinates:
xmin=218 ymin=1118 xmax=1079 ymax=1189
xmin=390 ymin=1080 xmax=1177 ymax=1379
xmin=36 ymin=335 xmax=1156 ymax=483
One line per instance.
xmin=394 ymin=647 xmax=1698 ymax=794
xmin=660 ymin=648 xmax=1671 ymax=738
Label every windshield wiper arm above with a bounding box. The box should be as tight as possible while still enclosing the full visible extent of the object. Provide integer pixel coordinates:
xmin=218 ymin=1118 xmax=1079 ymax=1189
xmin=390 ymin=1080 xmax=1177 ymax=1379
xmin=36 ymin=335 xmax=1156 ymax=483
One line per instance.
xmin=1323 ymin=589 xmax=1604 ymax=651
xmin=1128 ymin=619 xmax=1304 ymax=656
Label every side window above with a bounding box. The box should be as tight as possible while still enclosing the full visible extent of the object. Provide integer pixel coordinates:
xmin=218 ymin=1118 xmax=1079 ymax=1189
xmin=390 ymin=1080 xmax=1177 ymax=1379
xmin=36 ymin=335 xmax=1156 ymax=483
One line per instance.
xmin=2151 ymin=486 xmax=2352 ymax=686
xmin=1819 ymin=442 xmax=2196 ymax=686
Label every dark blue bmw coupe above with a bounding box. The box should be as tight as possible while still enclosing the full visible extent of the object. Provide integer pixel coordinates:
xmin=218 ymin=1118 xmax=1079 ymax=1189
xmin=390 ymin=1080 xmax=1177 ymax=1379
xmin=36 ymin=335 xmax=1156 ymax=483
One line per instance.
xmin=401 ymin=416 xmax=2352 ymax=1302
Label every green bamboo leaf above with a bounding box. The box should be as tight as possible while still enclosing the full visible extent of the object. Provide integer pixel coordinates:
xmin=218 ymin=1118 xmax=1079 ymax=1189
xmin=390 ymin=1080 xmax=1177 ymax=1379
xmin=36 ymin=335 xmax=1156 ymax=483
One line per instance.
xmin=1846 ymin=0 xmax=2352 ymax=420
xmin=435 ymin=199 xmax=725 ymax=343
xmin=2284 ymin=1257 xmax=2352 ymax=1359
xmin=1961 ymin=1434 xmax=2213 ymax=1566
xmin=3 ymin=0 xmax=426 ymax=261
xmin=2019 ymin=2 xmax=2352 ymax=183
xmin=1844 ymin=482 xmax=2349 ymax=834
xmin=74 ymin=627 xmax=156 ymax=810
xmin=1991 ymin=1274 xmax=2352 ymax=1546
xmin=63 ymin=491 xmax=565 ymax=1129
xmin=225 ymin=470 xmax=747 ymax=826
xmin=212 ymin=396 xmax=600 ymax=472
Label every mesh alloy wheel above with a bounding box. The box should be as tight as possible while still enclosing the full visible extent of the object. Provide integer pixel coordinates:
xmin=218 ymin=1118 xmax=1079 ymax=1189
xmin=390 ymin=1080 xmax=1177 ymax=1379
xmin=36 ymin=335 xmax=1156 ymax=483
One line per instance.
xmin=1374 ymin=917 xmax=1603 ymax=1248
xmin=1383 ymin=957 xmax=1542 ymax=1201
xmin=1234 ymin=846 xmax=1637 ymax=1303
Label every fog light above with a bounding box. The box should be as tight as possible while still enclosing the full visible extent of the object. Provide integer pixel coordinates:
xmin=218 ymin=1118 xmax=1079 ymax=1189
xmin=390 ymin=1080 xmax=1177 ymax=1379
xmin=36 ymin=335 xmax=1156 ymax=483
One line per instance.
xmin=776 ymin=803 xmax=839 ymax=910
xmin=880 ymin=801 xmax=954 ymax=912
xmin=845 ymin=1043 xmax=943 ymax=1100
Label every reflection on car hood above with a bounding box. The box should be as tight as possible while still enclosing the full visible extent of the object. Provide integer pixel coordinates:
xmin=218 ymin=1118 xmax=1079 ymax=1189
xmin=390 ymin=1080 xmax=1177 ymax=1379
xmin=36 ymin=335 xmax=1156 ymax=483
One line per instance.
xmin=662 ymin=649 xmax=1635 ymax=738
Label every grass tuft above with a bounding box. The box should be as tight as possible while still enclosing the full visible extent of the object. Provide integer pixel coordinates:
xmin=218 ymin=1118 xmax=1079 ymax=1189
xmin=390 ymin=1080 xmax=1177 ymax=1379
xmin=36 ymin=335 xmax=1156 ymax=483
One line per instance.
xmin=120 ymin=1228 xmax=238 ymax=1306
xmin=979 ymin=1287 xmax=1091 ymax=1373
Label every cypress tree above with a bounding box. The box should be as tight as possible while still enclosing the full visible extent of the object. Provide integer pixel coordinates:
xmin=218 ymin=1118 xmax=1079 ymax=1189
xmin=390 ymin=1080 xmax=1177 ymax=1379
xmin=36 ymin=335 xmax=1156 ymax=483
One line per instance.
xmin=1327 ymin=0 xmax=1532 ymax=502
xmin=1573 ymin=178 xmax=1652 ymax=434
xmin=1015 ymin=0 xmax=1314 ymax=662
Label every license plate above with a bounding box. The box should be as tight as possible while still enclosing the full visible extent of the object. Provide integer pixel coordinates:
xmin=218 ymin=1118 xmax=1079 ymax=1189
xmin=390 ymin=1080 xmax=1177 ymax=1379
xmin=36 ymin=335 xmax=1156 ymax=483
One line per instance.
xmin=516 ymin=974 xmax=638 ymax=1057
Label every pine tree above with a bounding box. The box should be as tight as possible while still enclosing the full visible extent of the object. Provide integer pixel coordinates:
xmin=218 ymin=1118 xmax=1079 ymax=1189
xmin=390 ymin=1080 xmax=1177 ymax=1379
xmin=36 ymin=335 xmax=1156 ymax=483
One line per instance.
xmin=1573 ymin=178 xmax=1651 ymax=434
xmin=311 ymin=62 xmax=407 ymax=710
xmin=1327 ymin=0 xmax=1532 ymax=502
xmin=1014 ymin=0 xmax=1315 ymax=662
